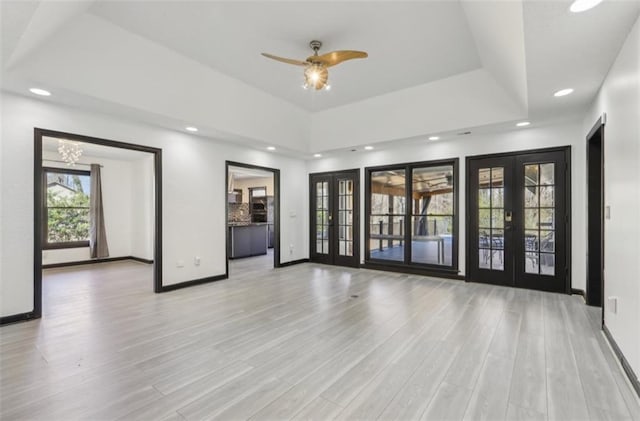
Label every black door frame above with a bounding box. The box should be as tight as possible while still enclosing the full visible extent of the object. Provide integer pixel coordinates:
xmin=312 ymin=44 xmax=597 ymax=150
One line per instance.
xmin=586 ymin=117 xmax=605 ymax=309
xmin=309 ymin=169 xmax=360 ymax=268
xmin=465 ymin=146 xmax=572 ymax=294
xmin=225 ymin=161 xmax=281 ymax=270
xmin=17 ymin=128 xmax=163 ymax=325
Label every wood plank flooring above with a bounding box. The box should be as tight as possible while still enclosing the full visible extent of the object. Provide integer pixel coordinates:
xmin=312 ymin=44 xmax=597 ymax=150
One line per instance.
xmin=1 ymin=256 xmax=639 ymax=420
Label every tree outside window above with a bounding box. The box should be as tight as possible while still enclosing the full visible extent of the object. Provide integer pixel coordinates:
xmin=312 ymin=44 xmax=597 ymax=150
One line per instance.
xmin=44 ymin=168 xmax=91 ymax=248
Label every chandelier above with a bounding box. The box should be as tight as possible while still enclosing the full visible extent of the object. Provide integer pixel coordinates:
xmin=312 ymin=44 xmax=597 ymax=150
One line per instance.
xmin=57 ymin=139 xmax=83 ymax=165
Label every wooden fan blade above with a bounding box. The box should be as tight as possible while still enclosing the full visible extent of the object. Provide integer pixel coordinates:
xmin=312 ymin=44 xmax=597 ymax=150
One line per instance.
xmin=261 ymin=53 xmax=307 ymax=66
xmin=308 ymin=50 xmax=368 ymax=67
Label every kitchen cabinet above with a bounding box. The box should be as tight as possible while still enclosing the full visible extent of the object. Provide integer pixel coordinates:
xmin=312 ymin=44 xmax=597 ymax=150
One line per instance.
xmin=229 ymin=224 xmax=268 ymax=258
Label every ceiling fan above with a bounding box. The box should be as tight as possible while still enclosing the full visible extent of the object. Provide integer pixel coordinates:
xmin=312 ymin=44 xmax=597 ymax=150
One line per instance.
xmin=262 ymin=40 xmax=368 ymax=91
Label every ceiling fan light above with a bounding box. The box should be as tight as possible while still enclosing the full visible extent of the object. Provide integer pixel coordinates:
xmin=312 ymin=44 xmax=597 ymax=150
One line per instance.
xmin=304 ymin=64 xmax=329 ymax=90
xmin=264 ymin=41 xmax=367 ymax=92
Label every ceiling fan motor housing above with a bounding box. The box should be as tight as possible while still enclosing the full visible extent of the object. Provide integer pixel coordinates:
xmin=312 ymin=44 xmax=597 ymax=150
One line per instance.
xmin=309 ymin=40 xmax=322 ymax=53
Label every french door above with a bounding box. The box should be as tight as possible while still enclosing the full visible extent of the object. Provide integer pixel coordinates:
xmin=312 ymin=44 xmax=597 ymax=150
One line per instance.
xmin=467 ymin=148 xmax=570 ymax=293
xmin=310 ymin=170 xmax=360 ymax=267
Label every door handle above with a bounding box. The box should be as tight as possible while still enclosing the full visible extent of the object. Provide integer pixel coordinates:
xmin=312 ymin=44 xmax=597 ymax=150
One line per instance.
xmin=504 ymin=211 xmax=513 ymax=230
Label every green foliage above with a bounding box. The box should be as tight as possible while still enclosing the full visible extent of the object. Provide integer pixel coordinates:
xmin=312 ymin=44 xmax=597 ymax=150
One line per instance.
xmin=47 ymin=186 xmax=90 ymax=243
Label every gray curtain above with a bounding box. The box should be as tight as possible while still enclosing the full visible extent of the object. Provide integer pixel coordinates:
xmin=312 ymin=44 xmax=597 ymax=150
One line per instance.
xmin=90 ymin=164 xmax=109 ymax=258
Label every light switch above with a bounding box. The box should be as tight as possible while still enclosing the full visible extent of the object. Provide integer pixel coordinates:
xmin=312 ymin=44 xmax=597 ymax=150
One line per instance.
xmin=607 ymin=296 xmax=617 ymax=314
xmin=177 ymin=260 xmax=184 ymax=268
xmin=605 ymin=205 xmax=611 ymax=220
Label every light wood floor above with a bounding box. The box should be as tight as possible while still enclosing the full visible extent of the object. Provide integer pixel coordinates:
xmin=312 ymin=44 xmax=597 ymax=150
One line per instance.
xmin=1 ymin=256 xmax=639 ymax=420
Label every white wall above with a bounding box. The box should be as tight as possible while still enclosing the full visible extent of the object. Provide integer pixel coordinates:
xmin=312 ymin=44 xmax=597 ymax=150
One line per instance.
xmin=0 ymin=93 xmax=309 ymax=317
xmin=131 ymin=155 xmax=154 ymax=260
xmin=41 ymin=151 xmax=154 ymax=264
xmin=232 ymin=176 xmax=275 ymax=203
xmin=308 ymin=120 xmax=586 ymax=290
xmin=582 ymin=15 xmax=640 ymax=379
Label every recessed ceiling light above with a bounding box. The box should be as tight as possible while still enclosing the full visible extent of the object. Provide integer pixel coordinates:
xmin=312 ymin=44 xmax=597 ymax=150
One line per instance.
xmin=364 ymin=146 xmax=374 ymax=150
xmin=570 ymin=0 xmax=603 ymax=13
xmin=313 ymin=153 xmax=322 ymax=158
xmin=554 ymin=88 xmax=574 ymax=97
xmin=29 ymin=88 xmax=51 ymax=96
xmin=185 ymin=126 xmax=198 ymax=132
xmin=516 ymin=121 xmax=531 ymax=127
xmin=428 ymin=136 xmax=440 ymax=141
xmin=267 ymin=146 xmax=276 ymax=151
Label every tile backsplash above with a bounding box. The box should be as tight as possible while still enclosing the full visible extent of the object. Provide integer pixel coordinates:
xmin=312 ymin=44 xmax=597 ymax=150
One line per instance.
xmin=228 ymin=203 xmax=250 ymax=222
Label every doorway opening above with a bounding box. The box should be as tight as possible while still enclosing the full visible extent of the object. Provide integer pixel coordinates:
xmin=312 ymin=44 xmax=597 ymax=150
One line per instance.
xmin=309 ymin=169 xmax=360 ymax=268
xmin=586 ymin=117 xmax=605 ymax=308
xmin=225 ymin=161 xmax=280 ymax=273
xmin=33 ymin=129 xmax=162 ymax=322
xmin=466 ymin=146 xmax=571 ymax=293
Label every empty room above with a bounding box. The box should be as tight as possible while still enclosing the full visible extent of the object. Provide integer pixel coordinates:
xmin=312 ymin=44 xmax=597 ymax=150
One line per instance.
xmin=1 ymin=1 xmax=639 ymax=420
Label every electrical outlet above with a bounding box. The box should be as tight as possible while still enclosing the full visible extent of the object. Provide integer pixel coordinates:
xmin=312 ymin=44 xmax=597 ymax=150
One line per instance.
xmin=177 ymin=260 xmax=184 ymax=268
xmin=194 ymin=256 xmax=201 ymax=266
xmin=289 ymin=244 xmax=294 ymax=255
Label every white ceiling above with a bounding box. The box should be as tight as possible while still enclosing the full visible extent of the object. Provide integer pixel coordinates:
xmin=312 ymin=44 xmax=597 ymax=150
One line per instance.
xmin=89 ymin=1 xmax=482 ymax=112
xmin=523 ymin=0 xmax=640 ymax=120
xmin=2 ymin=1 xmax=639 ymax=155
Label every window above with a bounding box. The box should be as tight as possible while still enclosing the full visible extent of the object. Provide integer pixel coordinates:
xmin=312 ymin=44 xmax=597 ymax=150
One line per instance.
xmin=366 ymin=159 xmax=458 ymax=272
xmin=43 ymin=168 xmax=91 ymax=249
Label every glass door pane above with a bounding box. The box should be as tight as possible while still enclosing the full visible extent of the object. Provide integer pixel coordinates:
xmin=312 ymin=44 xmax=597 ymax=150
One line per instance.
xmin=523 ymin=163 xmax=555 ymax=275
xmin=477 ymin=167 xmax=505 ymax=271
xmin=337 ymin=178 xmax=354 ymax=256
xmin=315 ymin=180 xmax=329 ymax=255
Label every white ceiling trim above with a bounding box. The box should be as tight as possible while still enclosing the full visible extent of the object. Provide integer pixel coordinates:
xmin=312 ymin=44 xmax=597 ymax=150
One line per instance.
xmin=461 ymin=0 xmax=529 ymax=114
xmin=309 ymin=68 xmax=527 ymax=152
xmin=4 ymin=0 xmax=94 ymax=70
